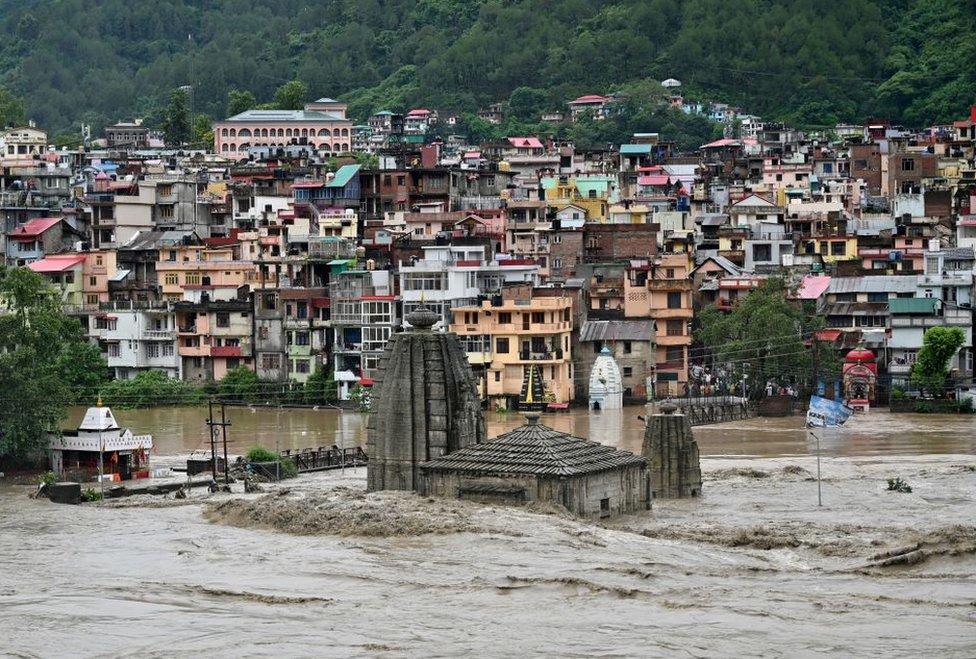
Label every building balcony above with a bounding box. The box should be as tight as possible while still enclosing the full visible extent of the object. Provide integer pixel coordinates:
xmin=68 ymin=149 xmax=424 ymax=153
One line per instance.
xmin=144 ymin=330 xmax=175 ymax=340
xmin=177 ymin=325 xmax=199 ymax=335
xmin=888 ymin=361 xmax=912 ymax=375
xmin=656 ymin=334 xmax=690 ymax=346
xmin=288 ymin=344 xmax=313 ymax=357
xmin=656 ymin=360 xmax=685 ymax=371
xmin=642 ymin=279 xmax=692 ymax=291
xmin=517 ymin=349 xmax=565 ymax=362
xmin=211 ymin=345 xmax=243 ymax=358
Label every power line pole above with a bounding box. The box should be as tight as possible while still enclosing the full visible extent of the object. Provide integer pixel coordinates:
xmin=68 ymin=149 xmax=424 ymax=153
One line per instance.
xmin=220 ymin=402 xmax=231 ymax=486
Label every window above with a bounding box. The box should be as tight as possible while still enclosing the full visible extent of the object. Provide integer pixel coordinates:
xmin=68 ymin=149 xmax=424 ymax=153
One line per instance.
xmin=294 ymin=331 xmax=310 ymax=346
xmin=145 ymin=343 xmax=160 ymax=359
xmin=665 ymin=346 xmax=683 ymax=365
xmin=403 ymin=273 xmax=446 ymax=291
xmin=496 ymin=337 xmax=509 ymax=354
xmin=163 ymin=344 xmax=174 ymax=357
xmin=159 ymin=206 xmax=174 ymax=219
xmin=867 ymin=292 xmax=887 ymax=303
xmin=830 ymin=242 xmax=846 ymax=256
xmin=600 ymin=498 xmax=610 ymax=518
xmin=185 ymin=273 xmax=201 ymax=286
xmin=531 ymin=312 xmax=544 ymax=324
xmin=667 ymin=292 xmax=682 ymax=309
xmin=258 ymin=326 xmax=269 ymax=340
xmin=107 ymin=343 xmax=120 ymax=357
xmin=901 ymin=159 xmax=915 ymax=172
xmin=553 ymin=258 xmax=562 ymax=269
xmin=216 ymin=312 xmax=230 ymax=327
xmin=666 ymin=320 xmax=684 ymax=336
xmin=623 ymin=367 xmax=633 ymax=377
xmin=95 ymin=255 xmax=103 ymax=266
xmin=623 ymin=341 xmax=632 ymax=354
xmin=261 ymin=354 xmax=280 ymax=370
xmin=164 ymin=274 xmax=178 ymax=286
xmin=494 ymin=371 xmax=500 ymax=382
xmin=86 ymin=294 xmax=99 ymax=304
xmin=752 ymin=244 xmax=772 ymax=262
xmin=498 ymin=312 xmax=512 ymax=324
xmin=593 ymin=342 xmax=603 ymax=354
xmin=294 ymin=359 xmax=310 ymax=374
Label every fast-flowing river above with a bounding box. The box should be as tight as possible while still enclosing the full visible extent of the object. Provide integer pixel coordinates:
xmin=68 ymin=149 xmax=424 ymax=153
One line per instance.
xmin=63 ymin=404 xmax=976 ymax=457
xmin=2 ymin=408 xmax=973 ymax=656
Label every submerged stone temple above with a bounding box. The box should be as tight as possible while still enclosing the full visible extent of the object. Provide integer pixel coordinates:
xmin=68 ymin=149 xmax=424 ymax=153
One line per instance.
xmin=419 ymin=413 xmax=649 ymax=518
xmin=366 ymin=306 xmax=486 ymax=492
xmin=641 ymin=404 xmax=702 ymax=498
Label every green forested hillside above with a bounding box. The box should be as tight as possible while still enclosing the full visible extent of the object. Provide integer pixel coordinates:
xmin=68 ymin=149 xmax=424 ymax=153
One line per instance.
xmin=0 ymin=0 xmax=973 ymax=135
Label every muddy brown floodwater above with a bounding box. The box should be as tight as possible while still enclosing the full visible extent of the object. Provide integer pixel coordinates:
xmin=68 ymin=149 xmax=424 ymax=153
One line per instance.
xmin=63 ymin=404 xmax=976 ymax=458
xmin=2 ymin=407 xmax=973 ymax=656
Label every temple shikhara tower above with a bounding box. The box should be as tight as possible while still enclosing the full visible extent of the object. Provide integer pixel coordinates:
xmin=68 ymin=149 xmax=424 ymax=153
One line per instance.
xmin=366 ymin=306 xmax=486 ymax=492
xmin=642 ymin=403 xmax=702 ymax=499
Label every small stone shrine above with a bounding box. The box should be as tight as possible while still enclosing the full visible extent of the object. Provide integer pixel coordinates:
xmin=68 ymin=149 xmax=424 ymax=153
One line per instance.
xmin=419 ymin=413 xmax=649 ymax=518
xmin=641 ymin=403 xmax=702 ymax=498
xmin=366 ymin=305 xmax=486 ymax=492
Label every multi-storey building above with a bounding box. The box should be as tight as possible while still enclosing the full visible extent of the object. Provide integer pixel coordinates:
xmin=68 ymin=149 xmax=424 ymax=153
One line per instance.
xmin=330 ymin=268 xmax=397 ymax=399
xmin=213 ymin=99 xmax=353 ymax=157
xmin=88 ymin=301 xmax=180 ymax=379
xmin=174 ymin=296 xmax=254 ymax=381
xmin=451 ymin=286 xmax=575 ymax=408
xmin=622 ymin=253 xmax=694 ymax=397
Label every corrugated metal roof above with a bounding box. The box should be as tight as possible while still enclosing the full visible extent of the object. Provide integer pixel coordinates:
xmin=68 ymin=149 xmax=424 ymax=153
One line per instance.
xmin=420 ymin=422 xmax=645 ymax=477
xmin=579 ymin=320 xmax=655 ymax=342
xmin=889 ymin=297 xmax=939 ymax=314
xmin=827 ymin=276 xmax=918 ymax=294
xmin=823 ymin=302 xmax=890 ymax=316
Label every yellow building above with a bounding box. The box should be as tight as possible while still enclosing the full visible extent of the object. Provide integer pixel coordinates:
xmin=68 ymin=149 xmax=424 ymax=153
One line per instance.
xmin=801 ymin=236 xmax=858 ymax=264
xmin=541 ymin=175 xmax=617 ymax=222
xmin=450 ymin=288 xmax=574 ymax=407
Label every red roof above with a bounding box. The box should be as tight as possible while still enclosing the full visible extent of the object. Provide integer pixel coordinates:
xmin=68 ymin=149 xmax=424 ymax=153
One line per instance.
xmin=8 ymin=218 xmax=61 ymax=240
xmin=700 ymin=138 xmax=741 ymax=149
xmin=406 ymin=108 xmax=431 ymax=117
xmin=570 ymin=94 xmax=608 ymax=104
xmin=27 ymin=254 xmax=86 ymax=273
xmin=211 ymin=346 xmax=243 ymax=358
xmin=204 ymin=236 xmax=238 ymax=247
xmin=292 ymin=180 xmax=324 ymax=189
xmin=507 ymin=137 xmax=543 ymax=149
xmin=796 ymin=275 xmax=831 ymax=300
xmin=638 ymin=175 xmax=671 ymax=186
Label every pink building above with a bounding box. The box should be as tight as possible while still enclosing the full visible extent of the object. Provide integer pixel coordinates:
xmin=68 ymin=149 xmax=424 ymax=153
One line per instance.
xmin=213 ymin=98 xmax=353 ymax=156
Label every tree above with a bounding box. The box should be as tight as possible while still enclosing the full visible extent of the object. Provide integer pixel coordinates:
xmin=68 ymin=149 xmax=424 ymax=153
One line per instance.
xmin=218 ymin=366 xmax=261 ymax=403
xmin=273 ymin=80 xmax=309 ymax=110
xmin=161 ymin=88 xmax=191 ymax=146
xmin=508 ymin=87 xmax=546 ymax=122
xmin=100 ymin=370 xmax=203 ymax=408
xmin=191 ymin=114 xmax=214 ymax=149
xmin=0 ymin=87 xmax=26 ymax=129
xmin=0 ymin=268 xmax=108 ymax=460
xmin=911 ymin=326 xmax=965 ymax=395
xmin=226 ymin=89 xmax=256 ymax=117
xmin=695 ymin=277 xmax=831 ymax=396
xmin=304 ymin=368 xmax=337 ymax=404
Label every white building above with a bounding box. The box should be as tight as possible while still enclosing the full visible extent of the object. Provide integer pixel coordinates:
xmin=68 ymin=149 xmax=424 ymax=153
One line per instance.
xmin=399 ymin=245 xmax=541 ymax=329
xmin=48 ymin=404 xmax=153 ymax=479
xmin=588 ymin=347 xmax=623 ymax=410
xmin=88 ymin=302 xmax=181 ymax=379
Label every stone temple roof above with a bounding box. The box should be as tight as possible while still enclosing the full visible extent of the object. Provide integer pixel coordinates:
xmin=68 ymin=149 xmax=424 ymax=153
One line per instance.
xmin=420 ymin=417 xmax=645 ymax=477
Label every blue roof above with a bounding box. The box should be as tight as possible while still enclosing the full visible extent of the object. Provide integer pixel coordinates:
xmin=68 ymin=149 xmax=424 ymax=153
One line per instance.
xmin=620 ymin=144 xmax=652 ymax=155
xmin=327 ymin=164 xmax=361 ymax=188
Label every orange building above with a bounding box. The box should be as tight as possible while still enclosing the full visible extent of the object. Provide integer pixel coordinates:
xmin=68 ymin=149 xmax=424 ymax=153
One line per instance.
xmin=450 ymin=287 xmax=575 ymax=408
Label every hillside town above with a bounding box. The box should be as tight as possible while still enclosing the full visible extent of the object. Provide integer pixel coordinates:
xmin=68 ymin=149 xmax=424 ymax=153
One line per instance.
xmin=3 ymin=87 xmax=976 ymax=410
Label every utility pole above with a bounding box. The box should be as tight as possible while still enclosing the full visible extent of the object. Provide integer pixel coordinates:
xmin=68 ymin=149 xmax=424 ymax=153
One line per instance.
xmin=205 ymin=399 xmax=217 ymax=481
xmin=220 ymin=402 xmax=231 ymax=486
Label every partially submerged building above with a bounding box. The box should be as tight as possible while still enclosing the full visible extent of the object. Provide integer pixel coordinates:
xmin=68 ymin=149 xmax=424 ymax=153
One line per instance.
xmin=419 ymin=413 xmax=649 ymax=517
xmin=588 ymin=346 xmax=623 ymax=410
xmin=48 ymin=404 xmax=153 ymax=481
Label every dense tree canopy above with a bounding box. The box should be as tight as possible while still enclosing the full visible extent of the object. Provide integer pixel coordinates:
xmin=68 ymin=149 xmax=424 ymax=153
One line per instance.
xmin=0 ymin=0 xmax=971 ymax=135
xmin=0 ymin=268 xmax=108 ymax=460
xmin=695 ymin=277 xmax=838 ymax=395
xmin=911 ymin=326 xmax=966 ymax=395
